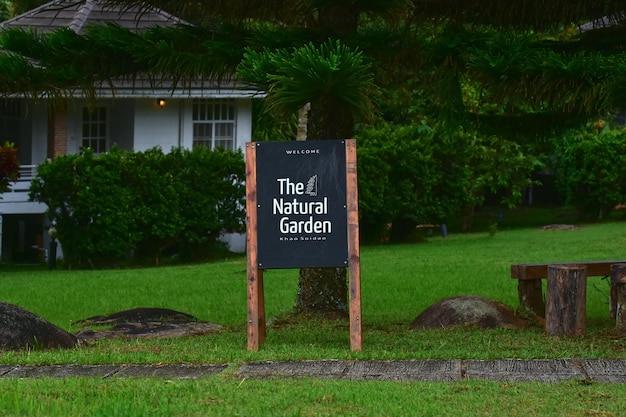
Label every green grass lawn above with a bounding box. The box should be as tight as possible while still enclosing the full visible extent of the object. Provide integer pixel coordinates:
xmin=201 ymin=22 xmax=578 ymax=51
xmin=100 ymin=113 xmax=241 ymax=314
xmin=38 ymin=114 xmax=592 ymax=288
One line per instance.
xmin=1 ymin=377 xmax=625 ymax=417
xmin=1 ymin=222 xmax=626 ymax=416
xmin=2 ymin=222 xmax=626 ymax=364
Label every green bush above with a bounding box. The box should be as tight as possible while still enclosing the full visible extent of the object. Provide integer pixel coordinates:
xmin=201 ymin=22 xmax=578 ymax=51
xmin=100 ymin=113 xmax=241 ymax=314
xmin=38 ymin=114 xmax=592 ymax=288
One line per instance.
xmin=165 ymin=146 xmax=246 ymax=260
xmin=29 ymin=146 xmax=245 ymax=268
xmin=356 ymin=123 xmax=539 ymax=242
xmin=356 ymin=122 xmax=463 ymax=242
xmin=553 ymin=123 xmax=626 ymax=220
xmin=450 ymin=129 xmax=541 ymax=231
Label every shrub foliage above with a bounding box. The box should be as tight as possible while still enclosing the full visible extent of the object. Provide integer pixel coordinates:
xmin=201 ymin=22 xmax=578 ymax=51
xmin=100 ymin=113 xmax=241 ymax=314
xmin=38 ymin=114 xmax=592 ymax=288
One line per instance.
xmin=29 ymin=146 xmax=245 ymax=268
xmin=356 ymin=122 xmax=539 ymax=242
xmin=553 ymin=122 xmax=626 ymax=220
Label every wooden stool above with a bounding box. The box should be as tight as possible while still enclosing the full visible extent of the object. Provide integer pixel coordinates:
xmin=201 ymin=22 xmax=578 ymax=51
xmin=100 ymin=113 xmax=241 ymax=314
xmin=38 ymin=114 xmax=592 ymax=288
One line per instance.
xmin=545 ymin=265 xmax=587 ymax=337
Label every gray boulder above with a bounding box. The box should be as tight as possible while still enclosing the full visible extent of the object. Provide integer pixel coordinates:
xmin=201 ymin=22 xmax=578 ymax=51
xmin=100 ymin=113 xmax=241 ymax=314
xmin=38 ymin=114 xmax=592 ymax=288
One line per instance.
xmin=0 ymin=302 xmax=77 ymax=350
xmin=410 ymin=295 xmax=528 ymax=330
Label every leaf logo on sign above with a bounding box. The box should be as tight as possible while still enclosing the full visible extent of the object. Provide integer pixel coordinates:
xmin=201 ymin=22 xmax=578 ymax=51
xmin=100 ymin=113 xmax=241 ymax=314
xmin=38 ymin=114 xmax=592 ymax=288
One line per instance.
xmin=305 ymin=175 xmax=318 ymax=196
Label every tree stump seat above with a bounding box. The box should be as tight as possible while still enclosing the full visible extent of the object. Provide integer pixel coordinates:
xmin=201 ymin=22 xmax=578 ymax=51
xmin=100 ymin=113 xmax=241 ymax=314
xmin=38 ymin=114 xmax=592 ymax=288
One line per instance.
xmin=511 ymin=260 xmax=626 ymax=321
xmin=545 ymin=265 xmax=587 ymax=337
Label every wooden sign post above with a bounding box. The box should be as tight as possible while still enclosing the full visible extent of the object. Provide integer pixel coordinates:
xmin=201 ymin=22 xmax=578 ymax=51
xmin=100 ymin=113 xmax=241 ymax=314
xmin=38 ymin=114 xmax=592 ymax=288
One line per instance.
xmin=245 ymin=139 xmax=362 ymax=351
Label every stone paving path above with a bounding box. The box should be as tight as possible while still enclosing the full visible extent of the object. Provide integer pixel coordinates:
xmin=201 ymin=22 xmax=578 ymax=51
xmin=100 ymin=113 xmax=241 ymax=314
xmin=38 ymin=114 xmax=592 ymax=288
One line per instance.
xmin=1 ymin=359 xmax=625 ymax=383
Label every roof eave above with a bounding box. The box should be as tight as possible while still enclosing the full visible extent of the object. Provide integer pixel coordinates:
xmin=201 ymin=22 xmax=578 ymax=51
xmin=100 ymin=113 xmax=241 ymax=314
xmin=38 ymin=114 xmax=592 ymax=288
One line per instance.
xmin=92 ymin=88 xmax=267 ymax=99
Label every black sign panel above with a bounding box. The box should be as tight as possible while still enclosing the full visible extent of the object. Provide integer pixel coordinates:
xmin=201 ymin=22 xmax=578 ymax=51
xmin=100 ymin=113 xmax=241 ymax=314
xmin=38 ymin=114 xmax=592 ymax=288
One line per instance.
xmin=256 ymin=140 xmax=348 ymax=269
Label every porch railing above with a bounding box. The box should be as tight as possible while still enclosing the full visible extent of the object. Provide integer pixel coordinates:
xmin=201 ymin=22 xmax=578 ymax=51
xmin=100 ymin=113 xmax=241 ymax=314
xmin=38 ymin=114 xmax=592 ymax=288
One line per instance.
xmin=18 ymin=165 xmax=38 ymax=180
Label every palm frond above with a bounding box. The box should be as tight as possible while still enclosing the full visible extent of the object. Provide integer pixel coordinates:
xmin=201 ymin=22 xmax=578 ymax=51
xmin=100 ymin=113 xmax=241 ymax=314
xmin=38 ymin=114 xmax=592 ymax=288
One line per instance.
xmin=238 ymin=39 xmax=376 ymax=121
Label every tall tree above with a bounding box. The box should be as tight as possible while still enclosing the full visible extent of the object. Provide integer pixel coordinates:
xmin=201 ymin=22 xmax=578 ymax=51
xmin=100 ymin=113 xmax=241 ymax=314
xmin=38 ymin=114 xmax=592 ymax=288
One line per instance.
xmin=3 ymin=0 xmax=626 ymax=312
xmin=1 ymin=0 xmax=410 ymax=315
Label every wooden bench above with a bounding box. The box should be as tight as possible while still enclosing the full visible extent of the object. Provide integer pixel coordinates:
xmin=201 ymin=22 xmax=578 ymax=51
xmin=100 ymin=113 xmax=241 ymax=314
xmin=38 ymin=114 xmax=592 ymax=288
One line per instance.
xmin=511 ymin=260 xmax=626 ymax=317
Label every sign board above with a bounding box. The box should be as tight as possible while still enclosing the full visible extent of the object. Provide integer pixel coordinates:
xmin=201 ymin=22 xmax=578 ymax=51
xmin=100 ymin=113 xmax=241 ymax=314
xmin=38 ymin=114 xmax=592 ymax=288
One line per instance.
xmin=245 ymin=139 xmax=362 ymax=352
xmin=255 ymin=140 xmax=348 ymax=269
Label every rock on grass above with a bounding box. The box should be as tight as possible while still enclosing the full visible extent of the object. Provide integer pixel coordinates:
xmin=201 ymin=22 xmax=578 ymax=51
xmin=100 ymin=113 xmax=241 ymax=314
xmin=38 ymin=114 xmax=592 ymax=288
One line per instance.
xmin=409 ymin=295 xmax=528 ymax=330
xmin=0 ymin=301 xmax=77 ymax=350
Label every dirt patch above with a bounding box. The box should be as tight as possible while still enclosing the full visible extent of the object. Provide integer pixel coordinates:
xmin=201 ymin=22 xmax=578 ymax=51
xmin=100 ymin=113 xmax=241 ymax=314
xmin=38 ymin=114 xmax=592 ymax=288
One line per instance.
xmin=74 ymin=307 xmax=223 ymax=342
xmin=542 ymin=224 xmax=579 ymax=230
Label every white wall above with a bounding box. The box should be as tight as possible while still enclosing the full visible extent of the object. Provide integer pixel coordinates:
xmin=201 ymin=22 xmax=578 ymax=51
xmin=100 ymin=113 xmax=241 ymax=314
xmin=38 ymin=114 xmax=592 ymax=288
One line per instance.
xmin=235 ymin=98 xmax=252 ymax=151
xmin=133 ymin=98 xmax=182 ymax=152
xmin=62 ymin=97 xmax=253 ymax=154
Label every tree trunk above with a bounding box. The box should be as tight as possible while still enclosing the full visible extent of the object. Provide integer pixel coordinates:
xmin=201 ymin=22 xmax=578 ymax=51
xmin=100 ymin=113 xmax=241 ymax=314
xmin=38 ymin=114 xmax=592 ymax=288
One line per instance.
xmin=294 ymin=96 xmax=353 ymax=315
xmin=296 ymin=267 xmax=348 ymax=314
xmin=545 ymin=265 xmax=587 ymax=337
xmin=294 ymin=3 xmax=359 ymax=315
xmin=308 ymin=96 xmax=355 ymax=141
xmin=296 ymin=103 xmax=310 ymax=141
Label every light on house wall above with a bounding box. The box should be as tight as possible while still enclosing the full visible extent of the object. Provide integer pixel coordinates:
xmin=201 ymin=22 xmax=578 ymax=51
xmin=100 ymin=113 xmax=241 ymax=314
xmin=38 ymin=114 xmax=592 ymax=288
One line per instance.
xmin=157 ymin=99 xmax=167 ymax=108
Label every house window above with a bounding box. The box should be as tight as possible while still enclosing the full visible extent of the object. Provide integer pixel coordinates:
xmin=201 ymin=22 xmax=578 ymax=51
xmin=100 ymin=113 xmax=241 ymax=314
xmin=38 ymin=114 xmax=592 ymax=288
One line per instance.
xmin=192 ymin=99 xmax=236 ymax=150
xmin=82 ymin=107 xmax=108 ymax=153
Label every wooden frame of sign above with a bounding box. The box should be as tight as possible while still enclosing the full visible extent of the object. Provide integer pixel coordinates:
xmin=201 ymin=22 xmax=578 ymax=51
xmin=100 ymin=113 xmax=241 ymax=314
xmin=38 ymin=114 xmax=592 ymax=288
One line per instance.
xmin=245 ymin=139 xmax=362 ymax=351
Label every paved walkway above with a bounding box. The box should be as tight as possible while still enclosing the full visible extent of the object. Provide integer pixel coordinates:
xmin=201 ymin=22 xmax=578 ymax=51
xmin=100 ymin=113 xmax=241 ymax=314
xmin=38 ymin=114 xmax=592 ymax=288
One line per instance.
xmin=2 ymin=359 xmax=626 ymax=383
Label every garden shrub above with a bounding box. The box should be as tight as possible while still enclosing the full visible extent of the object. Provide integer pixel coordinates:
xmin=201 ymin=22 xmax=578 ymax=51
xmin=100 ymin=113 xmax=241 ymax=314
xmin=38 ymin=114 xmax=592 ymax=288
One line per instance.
xmin=553 ymin=123 xmax=626 ymax=220
xmin=164 ymin=146 xmax=246 ymax=261
xmin=450 ymin=129 xmax=541 ymax=231
xmin=30 ymin=146 xmax=245 ymax=268
xmin=356 ymin=122 xmax=463 ymax=242
xmin=356 ymin=122 xmax=539 ymax=241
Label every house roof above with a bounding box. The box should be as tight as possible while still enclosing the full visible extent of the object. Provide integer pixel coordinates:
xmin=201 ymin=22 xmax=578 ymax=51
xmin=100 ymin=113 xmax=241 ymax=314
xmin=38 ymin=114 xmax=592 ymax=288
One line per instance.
xmin=0 ymin=0 xmax=185 ymax=34
xmin=93 ymin=77 xmax=263 ymax=99
xmin=578 ymin=13 xmax=626 ymax=32
xmin=0 ymin=0 xmax=262 ymax=98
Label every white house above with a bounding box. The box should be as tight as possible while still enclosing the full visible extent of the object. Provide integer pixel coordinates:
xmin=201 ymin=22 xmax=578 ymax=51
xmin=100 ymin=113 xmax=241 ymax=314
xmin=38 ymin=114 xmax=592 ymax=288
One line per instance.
xmin=0 ymin=0 xmax=258 ymax=262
